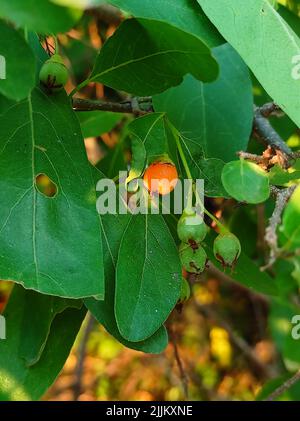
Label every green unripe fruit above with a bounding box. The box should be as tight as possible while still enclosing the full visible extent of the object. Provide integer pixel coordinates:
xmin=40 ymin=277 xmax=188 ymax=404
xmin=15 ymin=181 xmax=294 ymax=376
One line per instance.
xmin=179 ymin=242 xmax=207 ymax=274
xmin=213 ymin=233 xmax=241 ymax=268
xmin=177 ymin=209 xmax=209 ymax=244
xmin=178 ymin=277 xmax=191 ymax=304
xmin=39 ymin=54 xmax=69 ymax=92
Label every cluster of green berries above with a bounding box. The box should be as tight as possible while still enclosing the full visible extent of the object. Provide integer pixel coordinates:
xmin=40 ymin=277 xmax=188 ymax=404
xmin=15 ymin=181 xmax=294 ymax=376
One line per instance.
xmin=177 ymin=208 xmax=209 ymax=275
xmin=176 ymin=208 xmax=209 ymax=304
xmin=176 ymin=208 xmax=242 ymax=304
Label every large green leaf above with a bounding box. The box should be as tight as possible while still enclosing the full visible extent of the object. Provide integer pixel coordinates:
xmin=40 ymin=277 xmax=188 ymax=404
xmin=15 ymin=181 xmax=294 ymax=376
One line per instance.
xmin=85 ymin=214 xmax=168 ymax=354
xmin=115 ymin=213 xmax=181 ymax=342
xmin=0 ymin=0 xmax=81 ymax=34
xmin=20 ymin=295 xmax=81 ymax=366
xmin=256 ymin=374 xmax=300 ymax=401
xmin=77 ymin=111 xmax=123 ymax=138
xmin=222 ymin=160 xmax=271 ymax=204
xmin=0 ymin=285 xmax=86 ymax=401
xmin=86 ymin=168 xmax=168 ymax=354
xmin=278 ymin=4 xmax=300 ymax=38
xmin=89 ymin=18 xmax=219 ymax=96
xmin=52 ymin=0 xmax=223 ymax=47
xmin=0 ymin=89 xmax=104 ymax=299
xmin=0 ymin=95 xmax=14 ymax=116
xmin=108 ymin=0 xmax=223 ymax=48
xmin=153 ymin=43 xmax=253 ymax=162
xmin=198 ymin=0 xmax=300 ymax=128
xmin=0 ymin=21 xmax=36 ymax=101
xmin=282 ymin=185 xmax=300 ymax=247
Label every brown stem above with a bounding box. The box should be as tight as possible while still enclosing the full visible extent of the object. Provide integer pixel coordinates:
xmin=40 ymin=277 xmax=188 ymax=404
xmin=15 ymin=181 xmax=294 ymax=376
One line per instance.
xmin=264 ymin=370 xmax=300 ymax=401
xmin=207 ymin=263 xmax=269 ymax=305
xmin=72 ymin=97 xmax=152 ymax=116
xmin=168 ymin=327 xmax=189 ymax=400
xmin=262 ymin=185 xmax=297 ymax=269
xmin=253 ymin=105 xmax=292 ymax=167
xmin=73 ymin=313 xmax=95 ymax=401
xmin=237 ymin=151 xmax=266 ymax=164
xmin=196 ymin=303 xmax=277 ymax=379
xmin=258 ymin=102 xmax=284 ymax=118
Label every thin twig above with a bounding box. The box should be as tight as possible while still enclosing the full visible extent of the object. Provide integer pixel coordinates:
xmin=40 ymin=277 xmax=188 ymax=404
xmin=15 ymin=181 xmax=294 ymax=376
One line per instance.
xmin=237 ymin=151 xmax=266 ymax=164
xmin=196 ymin=303 xmax=277 ymax=379
xmin=73 ymin=312 xmax=95 ymax=401
xmin=258 ymin=102 xmax=284 ymax=118
xmin=207 ymin=263 xmax=269 ymax=305
xmin=72 ymin=97 xmax=153 ymax=116
xmin=253 ymin=105 xmax=292 ymax=167
xmin=264 ymin=370 xmax=300 ymax=401
xmin=262 ymin=185 xmax=297 ymax=270
xmin=238 ymin=147 xmax=292 ymax=171
xmin=293 ymin=151 xmax=300 ymax=159
xmin=168 ymin=327 xmax=189 ymax=400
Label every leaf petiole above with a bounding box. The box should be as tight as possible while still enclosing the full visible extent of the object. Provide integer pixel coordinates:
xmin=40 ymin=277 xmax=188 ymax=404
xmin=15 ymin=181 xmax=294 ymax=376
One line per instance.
xmin=69 ymin=78 xmax=91 ymax=97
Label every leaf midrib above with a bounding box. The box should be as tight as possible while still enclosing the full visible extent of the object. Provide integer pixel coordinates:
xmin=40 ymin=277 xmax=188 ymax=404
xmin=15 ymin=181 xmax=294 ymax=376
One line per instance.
xmin=91 ymin=49 xmax=205 ymax=82
xmin=28 ymin=93 xmax=38 ymax=285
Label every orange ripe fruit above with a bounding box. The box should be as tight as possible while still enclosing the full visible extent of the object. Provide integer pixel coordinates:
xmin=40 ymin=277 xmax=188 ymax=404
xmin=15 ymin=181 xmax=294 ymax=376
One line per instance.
xmin=143 ymin=162 xmax=178 ymax=195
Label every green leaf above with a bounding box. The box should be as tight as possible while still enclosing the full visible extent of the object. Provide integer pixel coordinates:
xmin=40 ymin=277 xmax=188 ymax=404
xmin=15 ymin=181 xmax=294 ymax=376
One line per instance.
xmin=274 ymin=259 xmax=299 ymax=298
xmin=198 ymin=0 xmax=300 ymax=128
xmin=90 ymin=18 xmax=219 ymax=96
xmin=222 ymin=160 xmax=271 ymax=204
xmin=270 ymin=298 xmax=300 ymax=371
xmin=0 ymin=89 xmax=104 ymax=299
xmin=256 ymin=374 xmax=300 ymax=401
xmin=126 ymin=134 xmax=146 ymax=186
xmin=277 ymin=4 xmax=300 ymax=38
xmin=108 ymin=0 xmax=223 ymax=48
xmin=62 ymin=37 xmax=97 ymax=83
xmin=115 ymin=213 xmax=181 ymax=342
xmin=85 ymin=214 xmax=168 ymax=353
xmin=0 ymin=0 xmax=81 ymax=34
xmin=97 ymin=138 xmax=128 ymax=179
xmin=269 ymin=164 xmax=300 ymax=186
xmin=0 ymin=94 xmax=14 ymax=115
xmin=0 ymin=21 xmax=36 ymax=101
xmin=128 ymin=113 xmax=175 ymax=165
xmin=53 ymin=0 xmax=223 ymax=47
xmin=205 ymin=232 xmax=277 ymax=296
xmin=86 ymin=168 xmax=168 ymax=354
xmin=0 ymin=285 xmax=86 ymax=401
xmin=77 ymin=111 xmax=123 ymax=138
xmin=179 ymin=136 xmax=228 ymax=197
xmin=27 ymin=32 xmax=49 ymax=75
xmin=153 ymin=43 xmax=253 ymax=162
xmin=282 ymin=185 xmax=300 ymax=247
xmin=20 ymin=295 xmax=81 ymax=366
xmin=291 ymin=257 xmax=300 ymax=288
xmin=229 ymin=207 xmax=258 ymax=257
